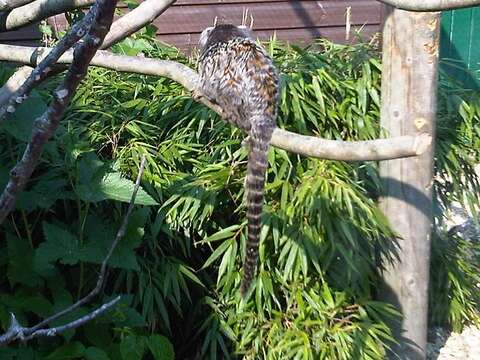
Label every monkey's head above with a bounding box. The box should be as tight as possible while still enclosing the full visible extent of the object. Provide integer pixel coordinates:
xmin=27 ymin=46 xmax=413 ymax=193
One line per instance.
xmin=199 ymin=24 xmax=253 ymax=51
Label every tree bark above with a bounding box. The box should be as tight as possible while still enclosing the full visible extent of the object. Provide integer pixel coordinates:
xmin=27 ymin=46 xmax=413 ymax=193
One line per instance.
xmin=378 ymin=6 xmax=440 ymax=359
xmin=0 ymin=0 xmax=95 ymax=32
xmin=0 ymin=0 xmax=34 ymax=11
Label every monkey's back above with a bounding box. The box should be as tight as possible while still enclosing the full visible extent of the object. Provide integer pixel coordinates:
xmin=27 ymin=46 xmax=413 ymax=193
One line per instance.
xmin=198 ymin=38 xmax=279 ymax=131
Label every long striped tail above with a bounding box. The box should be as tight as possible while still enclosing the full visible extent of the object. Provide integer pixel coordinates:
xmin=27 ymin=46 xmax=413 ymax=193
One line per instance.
xmin=240 ymin=120 xmax=274 ymax=297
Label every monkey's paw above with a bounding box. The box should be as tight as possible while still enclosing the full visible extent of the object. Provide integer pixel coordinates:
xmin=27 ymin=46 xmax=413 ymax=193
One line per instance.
xmin=192 ymin=89 xmax=203 ymax=101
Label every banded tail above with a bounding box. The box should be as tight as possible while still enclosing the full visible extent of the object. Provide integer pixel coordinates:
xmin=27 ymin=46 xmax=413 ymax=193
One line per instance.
xmin=240 ymin=118 xmax=274 ymax=297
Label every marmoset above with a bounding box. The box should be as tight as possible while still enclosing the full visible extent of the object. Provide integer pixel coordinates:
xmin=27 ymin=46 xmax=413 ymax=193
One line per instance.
xmin=197 ymin=24 xmax=280 ymax=296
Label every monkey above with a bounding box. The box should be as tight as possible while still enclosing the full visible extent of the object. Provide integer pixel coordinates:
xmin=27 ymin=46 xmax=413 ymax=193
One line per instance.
xmin=196 ymin=24 xmax=280 ymax=296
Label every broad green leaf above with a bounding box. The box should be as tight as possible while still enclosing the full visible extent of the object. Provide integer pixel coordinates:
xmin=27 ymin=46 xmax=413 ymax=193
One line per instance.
xmin=45 ymin=341 xmax=85 ymax=360
xmin=77 ymin=171 xmax=157 ymax=205
xmin=38 ymin=222 xmax=81 ymax=266
xmin=120 ymin=335 xmax=146 ymax=360
xmin=1 ymin=92 xmax=47 ymax=141
xmin=147 ymin=334 xmax=175 ymax=360
xmin=85 ymin=347 xmax=110 ymax=360
xmin=6 ymin=234 xmax=41 ymax=287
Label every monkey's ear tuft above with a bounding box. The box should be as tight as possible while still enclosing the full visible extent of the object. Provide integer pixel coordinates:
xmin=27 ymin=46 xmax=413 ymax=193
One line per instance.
xmin=238 ymin=25 xmax=254 ymax=39
xmin=199 ymin=27 xmax=214 ymax=48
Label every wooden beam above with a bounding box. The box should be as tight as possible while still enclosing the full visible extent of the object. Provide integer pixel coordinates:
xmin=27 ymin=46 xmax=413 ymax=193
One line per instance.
xmin=378 ymin=6 xmax=440 ymax=359
xmin=377 ymin=0 xmax=480 ymax=11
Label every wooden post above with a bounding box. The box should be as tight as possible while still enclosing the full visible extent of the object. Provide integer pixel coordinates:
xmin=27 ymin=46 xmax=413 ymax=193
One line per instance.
xmin=379 ymin=6 xmax=440 ymax=359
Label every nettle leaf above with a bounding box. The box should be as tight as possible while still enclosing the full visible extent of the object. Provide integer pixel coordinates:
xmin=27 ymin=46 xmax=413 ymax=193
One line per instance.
xmin=84 ymin=322 xmax=114 ymax=349
xmin=0 ymin=348 xmax=16 ymax=360
xmin=37 ymin=223 xmax=81 ymax=266
xmin=0 ymin=91 xmax=47 ymax=141
xmin=111 ymin=305 xmax=146 ymax=328
xmin=75 ymin=153 xmax=157 ymax=205
xmin=77 ymin=152 xmax=107 ymax=184
xmin=79 ymin=210 xmax=148 ymax=271
xmin=49 ymin=284 xmax=87 ymax=342
xmin=120 ymin=335 xmax=146 ymax=360
xmin=0 ymin=291 xmax=52 ymax=319
xmin=100 ymin=172 xmax=157 ymax=205
xmin=85 ymin=347 xmax=110 ymax=360
xmin=6 ymin=234 xmax=41 ymax=287
xmin=45 ymin=341 xmax=86 ymax=360
xmin=147 ymin=334 xmax=175 ymax=360
xmin=17 ymin=172 xmax=71 ymax=211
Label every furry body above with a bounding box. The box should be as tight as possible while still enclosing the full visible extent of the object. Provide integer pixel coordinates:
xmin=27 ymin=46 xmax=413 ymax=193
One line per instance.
xmin=197 ymin=25 xmax=279 ymax=296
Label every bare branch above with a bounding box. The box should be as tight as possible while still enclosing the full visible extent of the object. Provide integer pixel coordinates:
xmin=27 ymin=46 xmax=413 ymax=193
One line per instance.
xmin=0 ymin=0 xmax=33 ymax=11
xmin=0 ymin=0 xmax=95 ymax=32
xmin=0 ymin=297 xmax=121 ymax=344
xmin=102 ymin=0 xmax=176 ymax=49
xmin=377 ymin=0 xmax=480 ymax=11
xmin=0 ymin=44 xmax=432 ymax=162
xmin=0 ymin=155 xmax=146 ymax=345
xmin=0 ymin=0 xmax=117 ymax=224
xmin=0 ymin=66 xmax=32 ymax=108
xmin=23 ymin=297 xmax=122 ymax=341
xmin=0 ymin=9 xmax=98 ymax=122
xmin=272 ymin=129 xmax=431 ymax=161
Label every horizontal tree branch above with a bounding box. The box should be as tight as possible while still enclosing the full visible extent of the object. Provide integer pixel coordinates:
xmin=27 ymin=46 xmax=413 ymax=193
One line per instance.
xmin=0 ymin=0 xmax=95 ymax=32
xmin=102 ymin=0 xmax=176 ymax=49
xmin=0 ymin=44 xmax=432 ymax=161
xmin=0 ymin=66 xmax=32 ymax=108
xmin=377 ymin=0 xmax=480 ymax=11
xmin=0 ymin=0 xmax=33 ymax=11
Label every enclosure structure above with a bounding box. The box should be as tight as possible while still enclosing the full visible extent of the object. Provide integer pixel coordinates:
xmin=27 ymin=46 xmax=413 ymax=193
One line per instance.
xmin=2 ymin=0 xmax=383 ymax=48
xmin=0 ymin=0 xmax=480 ymax=359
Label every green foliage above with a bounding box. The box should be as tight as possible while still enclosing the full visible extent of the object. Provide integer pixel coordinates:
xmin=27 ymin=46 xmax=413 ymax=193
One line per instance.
xmin=0 ymin=33 xmax=479 ymax=359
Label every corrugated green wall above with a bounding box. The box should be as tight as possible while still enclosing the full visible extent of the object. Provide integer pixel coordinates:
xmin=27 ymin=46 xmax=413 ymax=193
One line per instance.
xmin=440 ymin=6 xmax=480 ymax=89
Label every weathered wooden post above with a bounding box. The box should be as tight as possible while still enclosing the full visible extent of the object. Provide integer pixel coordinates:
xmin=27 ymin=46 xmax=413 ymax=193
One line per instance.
xmin=378 ymin=5 xmax=441 ymax=359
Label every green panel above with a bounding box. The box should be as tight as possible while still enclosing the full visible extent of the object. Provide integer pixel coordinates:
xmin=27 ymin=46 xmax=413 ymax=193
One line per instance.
xmin=440 ymin=7 xmax=480 ymax=89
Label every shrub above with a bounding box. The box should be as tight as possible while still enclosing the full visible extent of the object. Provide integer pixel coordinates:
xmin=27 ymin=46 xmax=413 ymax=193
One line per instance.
xmin=0 ymin=36 xmax=479 ymax=359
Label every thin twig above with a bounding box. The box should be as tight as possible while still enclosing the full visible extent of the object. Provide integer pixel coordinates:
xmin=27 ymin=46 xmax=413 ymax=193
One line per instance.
xmin=0 ymin=155 xmax=147 ymax=345
xmin=24 ymin=297 xmax=121 ymax=342
xmin=0 ymin=0 xmax=118 ymax=225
